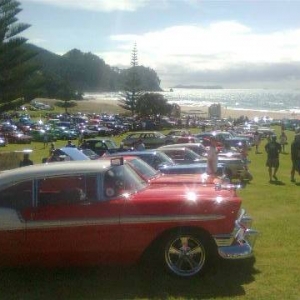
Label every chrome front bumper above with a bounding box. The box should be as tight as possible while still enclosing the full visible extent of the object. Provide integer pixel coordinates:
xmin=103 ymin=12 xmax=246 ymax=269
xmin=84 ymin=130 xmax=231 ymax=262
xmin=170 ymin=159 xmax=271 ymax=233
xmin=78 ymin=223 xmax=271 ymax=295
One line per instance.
xmin=214 ymin=209 xmax=259 ymax=259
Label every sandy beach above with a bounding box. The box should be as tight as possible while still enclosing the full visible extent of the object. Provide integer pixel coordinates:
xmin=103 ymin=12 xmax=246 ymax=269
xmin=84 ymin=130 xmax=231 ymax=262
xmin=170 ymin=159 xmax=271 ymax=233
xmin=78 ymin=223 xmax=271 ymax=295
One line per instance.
xmin=39 ymin=98 xmax=299 ymax=120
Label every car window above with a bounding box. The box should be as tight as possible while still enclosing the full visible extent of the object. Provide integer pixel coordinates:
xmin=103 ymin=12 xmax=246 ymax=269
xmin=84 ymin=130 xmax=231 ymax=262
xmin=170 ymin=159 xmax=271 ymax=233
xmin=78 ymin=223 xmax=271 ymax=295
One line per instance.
xmin=185 ymin=149 xmax=201 ymax=160
xmin=94 ymin=141 xmax=105 ymax=149
xmin=38 ymin=175 xmax=98 ymax=206
xmin=156 ymin=151 xmax=175 ymax=164
xmin=0 ymin=180 xmax=33 ymax=210
xmin=128 ymin=158 xmax=159 ymax=180
xmin=139 ymin=154 xmax=154 ymax=167
xmin=103 ymin=165 xmax=147 ymax=198
xmin=105 ymin=140 xmax=117 ymax=148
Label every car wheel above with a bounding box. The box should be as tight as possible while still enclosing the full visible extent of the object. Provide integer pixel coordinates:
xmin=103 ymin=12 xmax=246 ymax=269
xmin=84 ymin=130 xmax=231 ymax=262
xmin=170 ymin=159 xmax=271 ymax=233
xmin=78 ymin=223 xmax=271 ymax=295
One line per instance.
xmin=163 ymin=231 xmax=211 ymax=277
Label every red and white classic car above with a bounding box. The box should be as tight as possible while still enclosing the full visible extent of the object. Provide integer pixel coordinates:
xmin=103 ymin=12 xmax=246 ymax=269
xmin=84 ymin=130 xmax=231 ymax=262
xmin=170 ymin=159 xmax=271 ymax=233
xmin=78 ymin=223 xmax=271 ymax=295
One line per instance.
xmin=0 ymin=159 xmax=258 ymax=277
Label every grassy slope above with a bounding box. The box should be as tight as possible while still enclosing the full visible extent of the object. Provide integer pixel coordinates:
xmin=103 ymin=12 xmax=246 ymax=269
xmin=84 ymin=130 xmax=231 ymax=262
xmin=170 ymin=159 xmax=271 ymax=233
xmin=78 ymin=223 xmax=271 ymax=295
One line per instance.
xmin=0 ymin=121 xmax=300 ymax=299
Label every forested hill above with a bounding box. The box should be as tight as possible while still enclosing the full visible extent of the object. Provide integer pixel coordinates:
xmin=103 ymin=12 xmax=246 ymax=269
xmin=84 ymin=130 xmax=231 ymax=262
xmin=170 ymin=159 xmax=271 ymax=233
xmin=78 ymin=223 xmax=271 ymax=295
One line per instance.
xmin=25 ymin=44 xmax=162 ymax=93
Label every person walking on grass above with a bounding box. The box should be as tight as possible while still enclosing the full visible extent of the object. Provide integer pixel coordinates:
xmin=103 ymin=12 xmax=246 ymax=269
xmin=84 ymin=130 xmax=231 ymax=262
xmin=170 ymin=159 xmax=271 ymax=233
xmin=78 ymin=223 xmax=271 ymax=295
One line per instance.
xmin=253 ymin=131 xmax=261 ymax=154
xmin=279 ymin=130 xmax=288 ymax=153
xmin=265 ymin=135 xmax=281 ymax=182
xmin=290 ymin=129 xmax=300 ymax=183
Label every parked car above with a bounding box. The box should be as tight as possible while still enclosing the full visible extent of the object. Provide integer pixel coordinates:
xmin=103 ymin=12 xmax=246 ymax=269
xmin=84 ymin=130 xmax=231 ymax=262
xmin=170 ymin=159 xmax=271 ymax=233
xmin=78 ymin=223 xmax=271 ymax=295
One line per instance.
xmin=159 ymin=161 xmax=225 ymax=176
xmin=81 ymin=138 xmax=120 ymax=156
xmin=0 ymin=159 xmax=258 ymax=277
xmin=164 ymin=129 xmax=192 ymax=144
xmin=211 ymin=131 xmax=252 ymax=150
xmin=176 ymin=136 xmax=201 ymax=143
xmin=121 ymin=131 xmax=170 ymax=149
xmin=29 ymin=129 xmax=57 ymax=142
xmin=80 ymin=148 xmax=100 ymax=160
xmin=50 ymin=127 xmax=78 ymax=140
xmin=79 ymin=128 xmax=98 ymax=139
xmin=160 ymin=142 xmax=207 ymax=157
xmin=108 ymin=150 xmax=176 ymax=169
xmin=107 ymin=150 xmax=225 ymax=177
xmin=4 ymin=131 xmax=32 ymax=144
xmin=112 ymin=155 xmax=225 ymax=186
xmin=85 ymin=125 xmax=114 ymax=136
xmin=0 ymin=135 xmax=6 ymax=147
xmin=157 ymin=146 xmax=206 ymax=164
xmin=163 ymin=142 xmax=246 ymax=166
xmin=42 ymin=147 xmax=90 ymax=163
xmin=158 ymin=145 xmax=252 ymax=182
xmin=194 ymin=133 xmax=224 ymax=152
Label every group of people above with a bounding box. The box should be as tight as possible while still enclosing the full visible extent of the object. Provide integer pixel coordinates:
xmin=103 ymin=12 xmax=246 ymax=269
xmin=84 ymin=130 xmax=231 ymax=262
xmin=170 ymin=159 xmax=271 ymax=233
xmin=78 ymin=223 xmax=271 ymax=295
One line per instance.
xmin=265 ymin=129 xmax=300 ymax=183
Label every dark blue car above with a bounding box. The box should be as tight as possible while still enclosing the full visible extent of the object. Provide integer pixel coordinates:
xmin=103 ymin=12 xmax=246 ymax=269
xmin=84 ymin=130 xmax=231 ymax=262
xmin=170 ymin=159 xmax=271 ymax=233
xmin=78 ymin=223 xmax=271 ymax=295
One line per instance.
xmin=107 ymin=150 xmax=224 ymax=176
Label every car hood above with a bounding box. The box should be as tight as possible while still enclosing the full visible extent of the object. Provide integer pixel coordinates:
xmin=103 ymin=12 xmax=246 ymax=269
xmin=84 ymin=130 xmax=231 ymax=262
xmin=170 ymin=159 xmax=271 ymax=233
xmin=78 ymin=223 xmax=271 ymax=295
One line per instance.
xmin=125 ymin=184 xmax=241 ymax=221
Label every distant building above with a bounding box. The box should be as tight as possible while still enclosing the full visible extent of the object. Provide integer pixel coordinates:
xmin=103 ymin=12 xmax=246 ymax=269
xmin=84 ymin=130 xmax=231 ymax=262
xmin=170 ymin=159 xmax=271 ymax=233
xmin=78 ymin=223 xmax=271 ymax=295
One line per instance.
xmin=209 ymin=103 xmax=221 ymax=119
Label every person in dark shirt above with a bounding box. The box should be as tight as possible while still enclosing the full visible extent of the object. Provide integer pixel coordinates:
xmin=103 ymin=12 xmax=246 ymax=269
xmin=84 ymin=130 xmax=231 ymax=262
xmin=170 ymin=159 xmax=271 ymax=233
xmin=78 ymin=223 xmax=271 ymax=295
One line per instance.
xmin=65 ymin=140 xmax=76 ymax=148
xmin=19 ymin=153 xmax=33 ymax=167
xmin=290 ymin=130 xmax=300 ymax=183
xmin=265 ymin=135 xmax=281 ymax=182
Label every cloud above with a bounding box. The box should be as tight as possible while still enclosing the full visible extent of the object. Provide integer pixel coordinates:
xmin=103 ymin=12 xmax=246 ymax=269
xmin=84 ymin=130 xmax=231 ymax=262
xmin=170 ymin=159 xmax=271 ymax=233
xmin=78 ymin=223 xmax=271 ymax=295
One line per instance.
xmin=99 ymin=21 xmax=300 ymax=87
xmin=21 ymin=0 xmax=151 ymax=12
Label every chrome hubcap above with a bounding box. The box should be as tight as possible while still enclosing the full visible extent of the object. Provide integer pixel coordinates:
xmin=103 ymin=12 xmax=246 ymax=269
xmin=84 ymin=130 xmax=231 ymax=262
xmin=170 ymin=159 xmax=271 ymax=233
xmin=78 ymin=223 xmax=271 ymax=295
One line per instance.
xmin=165 ymin=236 xmax=205 ymax=277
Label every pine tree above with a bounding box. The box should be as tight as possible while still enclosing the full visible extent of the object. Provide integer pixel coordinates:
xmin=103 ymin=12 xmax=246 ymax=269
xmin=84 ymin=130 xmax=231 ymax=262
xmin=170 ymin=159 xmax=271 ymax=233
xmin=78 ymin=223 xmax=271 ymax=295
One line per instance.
xmin=0 ymin=0 xmax=38 ymax=111
xmin=118 ymin=43 xmax=144 ymax=115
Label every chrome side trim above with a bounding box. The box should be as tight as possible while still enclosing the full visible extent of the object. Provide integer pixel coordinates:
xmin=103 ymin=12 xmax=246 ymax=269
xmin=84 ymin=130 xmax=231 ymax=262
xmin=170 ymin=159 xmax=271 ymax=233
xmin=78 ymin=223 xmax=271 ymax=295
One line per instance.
xmin=0 ymin=213 xmax=225 ymax=231
xmin=121 ymin=214 xmax=225 ymax=224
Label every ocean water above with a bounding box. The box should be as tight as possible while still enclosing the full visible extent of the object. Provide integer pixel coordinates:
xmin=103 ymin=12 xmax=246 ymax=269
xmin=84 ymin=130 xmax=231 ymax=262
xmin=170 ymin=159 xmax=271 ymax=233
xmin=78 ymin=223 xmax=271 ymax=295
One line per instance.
xmin=83 ymin=88 xmax=300 ymax=115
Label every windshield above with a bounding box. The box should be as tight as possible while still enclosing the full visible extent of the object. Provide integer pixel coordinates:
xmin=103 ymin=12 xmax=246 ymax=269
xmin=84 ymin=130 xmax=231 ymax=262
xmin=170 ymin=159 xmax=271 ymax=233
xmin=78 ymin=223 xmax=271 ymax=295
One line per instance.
xmin=105 ymin=140 xmax=118 ymax=148
xmin=184 ymin=148 xmax=202 ymax=160
xmin=127 ymin=157 xmax=160 ymax=180
xmin=103 ymin=164 xmax=147 ymax=198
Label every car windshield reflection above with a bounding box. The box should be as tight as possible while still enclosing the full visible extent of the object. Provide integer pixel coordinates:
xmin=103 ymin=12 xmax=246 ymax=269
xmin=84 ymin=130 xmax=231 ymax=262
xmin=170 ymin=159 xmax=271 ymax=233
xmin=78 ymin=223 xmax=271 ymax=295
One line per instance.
xmin=103 ymin=164 xmax=147 ymax=198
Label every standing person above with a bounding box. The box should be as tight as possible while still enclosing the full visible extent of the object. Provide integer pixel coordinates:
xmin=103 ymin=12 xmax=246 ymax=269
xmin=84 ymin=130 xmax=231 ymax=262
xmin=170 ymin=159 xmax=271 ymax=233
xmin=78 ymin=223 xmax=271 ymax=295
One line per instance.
xmin=253 ymin=131 xmax=261 ymax=154
xmin=206 ymin=137 xmax=218 ymax=175
xmin=134 ymin=139 xmax=145 ymax=151
xmin=290 ymin=129 xmax=300 ymax=183
xmin=79 ymin=139 xmax=88 ymax=149
xmin=49 ymin=142 xmax=55 ymax=155
xmin=265 ymin=135 xmax=281 ymax=182
xmin=19 ymin=153 xmax=33 ymax=167
xmin=279 ymin=130 xmax=288 ymax=153
xmin=66 ymin=140 xmax=76 ymax=148
xmin=78 ymin=131 xmax=84 ymax=147
xmin=43 ymin=132 xmax=49 ymax=148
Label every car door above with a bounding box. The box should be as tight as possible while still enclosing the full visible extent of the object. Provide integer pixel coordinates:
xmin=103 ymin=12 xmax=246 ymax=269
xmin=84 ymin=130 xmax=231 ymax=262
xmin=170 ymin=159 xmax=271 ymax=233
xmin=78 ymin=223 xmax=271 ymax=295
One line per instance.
xmin=0 ymin=180 xmax=31 ymax=265
xmin=21 ymin=174 xmax=122 ymax=266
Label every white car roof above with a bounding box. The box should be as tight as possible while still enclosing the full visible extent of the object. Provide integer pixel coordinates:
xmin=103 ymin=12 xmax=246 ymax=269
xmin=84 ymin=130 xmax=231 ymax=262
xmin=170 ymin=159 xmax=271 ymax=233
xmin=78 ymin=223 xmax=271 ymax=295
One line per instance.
xmin=0 ymin=160 xmax=112 ymax=189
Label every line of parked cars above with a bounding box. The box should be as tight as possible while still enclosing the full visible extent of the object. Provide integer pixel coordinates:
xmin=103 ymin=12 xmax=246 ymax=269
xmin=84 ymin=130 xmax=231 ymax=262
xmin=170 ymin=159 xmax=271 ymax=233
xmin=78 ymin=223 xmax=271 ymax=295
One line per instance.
xmin=0 ymin=112 xmax=132 ymax=146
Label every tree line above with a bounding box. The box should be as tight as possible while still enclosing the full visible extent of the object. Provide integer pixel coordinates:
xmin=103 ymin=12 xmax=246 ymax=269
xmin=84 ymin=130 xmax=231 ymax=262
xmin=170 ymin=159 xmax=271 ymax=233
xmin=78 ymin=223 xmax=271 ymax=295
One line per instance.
xmin=0 ymin=0 xmax=163 ymax=114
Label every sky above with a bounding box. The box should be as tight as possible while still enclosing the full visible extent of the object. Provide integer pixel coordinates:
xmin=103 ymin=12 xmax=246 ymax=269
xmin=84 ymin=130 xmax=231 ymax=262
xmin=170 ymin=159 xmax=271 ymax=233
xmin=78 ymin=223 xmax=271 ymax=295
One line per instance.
xmin=17 ymin=0 xmax=300 ymax=89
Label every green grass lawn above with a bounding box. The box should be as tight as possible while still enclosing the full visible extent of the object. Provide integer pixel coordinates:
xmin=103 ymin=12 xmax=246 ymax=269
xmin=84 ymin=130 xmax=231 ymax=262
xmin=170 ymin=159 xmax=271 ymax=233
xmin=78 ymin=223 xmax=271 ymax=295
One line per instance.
xmin=0 ymin=126 xmax=299 ymax=300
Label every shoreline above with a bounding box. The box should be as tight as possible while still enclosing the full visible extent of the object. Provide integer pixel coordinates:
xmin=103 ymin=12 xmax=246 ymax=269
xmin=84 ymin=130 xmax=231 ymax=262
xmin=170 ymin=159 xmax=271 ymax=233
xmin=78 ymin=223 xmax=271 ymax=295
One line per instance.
xmin=38 ymin=98 xmax=300 ymax=120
